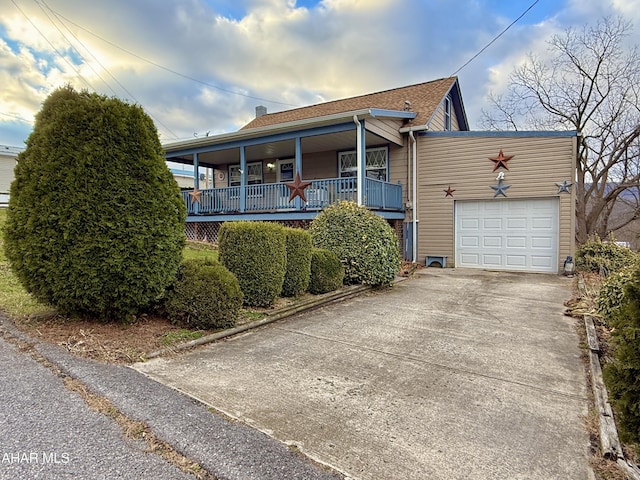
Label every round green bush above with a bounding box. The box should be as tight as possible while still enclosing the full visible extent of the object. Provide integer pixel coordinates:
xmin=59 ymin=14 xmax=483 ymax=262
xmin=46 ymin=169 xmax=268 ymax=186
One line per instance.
xmin=218 ymin=221 xmax=286 ymax=307
xmin=309 ymin=200 xmax=400 ymax=286
xmin=282 ymin=227 xmax=312 ymax=297
xmin=309 ymin=248 xmax=344 ymax=294
xmin=164 ymin=258 xmax=242 ymax=330
xmin=603 ymin=264 xmax=640 ymax=448
xmin=575 ymin=235 xmax=638 ymax=274
xmin=3 ymin=86 xmax=185 ymax=319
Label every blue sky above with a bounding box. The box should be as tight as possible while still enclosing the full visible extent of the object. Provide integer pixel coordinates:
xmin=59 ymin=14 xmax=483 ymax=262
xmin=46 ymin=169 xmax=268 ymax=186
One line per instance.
xmin=0 ymin=0 xmax=637 ymax=148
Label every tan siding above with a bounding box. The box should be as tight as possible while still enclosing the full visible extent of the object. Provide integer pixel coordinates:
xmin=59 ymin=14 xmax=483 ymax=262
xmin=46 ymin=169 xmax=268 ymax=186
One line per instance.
xmin=429 ymin=104 xmax=445 ymax=131
xmin=415 ymin=135 xmax=576 ymax=271
xmin=366 ymin=118 xmax=404 ymax=145
xmin=301 ymin=151 xmax=337 ymax=180
xmin=389 ymin=144 xmax=409 ymax=203
xmin=0 ymin=156 xmax=16 ymax=191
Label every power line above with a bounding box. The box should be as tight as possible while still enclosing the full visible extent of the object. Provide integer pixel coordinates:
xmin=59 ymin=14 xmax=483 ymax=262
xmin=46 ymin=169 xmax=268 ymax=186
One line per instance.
xmin=36 ymin=0 xmax=180 ymax=139
xmin=9 ymin=0 xmax=94 ymax=91
xmin=450 ymin=0 xmax=541 ymax=76
xmin=0 ymin=111 xmax=33 ymax=124
xmin=45 ymin=5 xmax=299 ymax=108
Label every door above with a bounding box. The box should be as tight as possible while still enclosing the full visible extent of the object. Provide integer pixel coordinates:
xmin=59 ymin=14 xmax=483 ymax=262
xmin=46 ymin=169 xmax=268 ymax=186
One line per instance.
xmin=455 ymin=198 xmax=559 ymax=273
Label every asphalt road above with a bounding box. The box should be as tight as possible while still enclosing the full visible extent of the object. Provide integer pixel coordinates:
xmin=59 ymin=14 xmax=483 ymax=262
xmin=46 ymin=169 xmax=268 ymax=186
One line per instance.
xmin=0 ymin=319 xmax=343 ymax=480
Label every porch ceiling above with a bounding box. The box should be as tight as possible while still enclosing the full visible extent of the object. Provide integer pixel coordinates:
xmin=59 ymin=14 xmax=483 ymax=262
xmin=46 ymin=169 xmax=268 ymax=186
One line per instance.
xmin=170 ymin=130 xmax=390 ymax=168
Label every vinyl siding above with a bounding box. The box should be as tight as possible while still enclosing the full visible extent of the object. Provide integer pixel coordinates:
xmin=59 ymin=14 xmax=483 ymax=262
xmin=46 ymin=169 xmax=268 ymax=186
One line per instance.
xmin=366 ymin=118 xmax=404 ymax=145
xmin=415 ymin=134 xmax=576 ymax=271
xmin=0 ymin=156 xmax=16 ymax=192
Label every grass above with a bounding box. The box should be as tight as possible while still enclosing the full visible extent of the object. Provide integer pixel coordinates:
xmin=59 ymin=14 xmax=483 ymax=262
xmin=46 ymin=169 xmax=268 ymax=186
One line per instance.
xmin=161 ymin=329 xmax=205 ymax=346
xmin=182 ymin=240 xmax=219 ymax=262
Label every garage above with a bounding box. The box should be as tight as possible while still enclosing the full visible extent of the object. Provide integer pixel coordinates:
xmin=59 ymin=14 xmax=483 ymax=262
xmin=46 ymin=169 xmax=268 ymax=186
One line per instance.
xmin=455 ymin=198 xmax=559 ymax=273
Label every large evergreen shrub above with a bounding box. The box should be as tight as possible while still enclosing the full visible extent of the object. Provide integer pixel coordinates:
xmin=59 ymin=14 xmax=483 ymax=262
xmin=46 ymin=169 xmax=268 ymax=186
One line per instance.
xmin=575 ymin=235 xmax=638 ymax=274
xmin=309 ymin=201 xmax=400 ymax=286
xmin=281 ymin=227 xmax=312 ymax=297
xmin=3 ymin=86 xmax=185 ymax=319
xmin=164 ymin=258 xmax=242 ymax=330
xmin=218 ymin=221 xmax=286 ymax=307
xmin=308 ymin=248 xmax=344 ymax=294
xmin=603 ymin=264 xmax=640 ymax=449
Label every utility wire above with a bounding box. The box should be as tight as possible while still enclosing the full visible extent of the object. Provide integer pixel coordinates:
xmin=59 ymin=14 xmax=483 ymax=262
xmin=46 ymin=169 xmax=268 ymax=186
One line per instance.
xmin=45 ymin=5 xmax=299 ymax=108
xmin=450 ymin=0 xmax=541 ymax=76
xmin=36 ymin=0 xmax=179 ymax=139
xmin=9 ymin=0 xmax=94 ymax=90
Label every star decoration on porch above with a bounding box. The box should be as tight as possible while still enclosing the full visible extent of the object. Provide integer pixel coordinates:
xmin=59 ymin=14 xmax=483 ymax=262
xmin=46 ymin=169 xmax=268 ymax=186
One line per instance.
xmin=556 ymin=180 xmax=573 ymax=194
xmin=444 ymin=185 xmax=456 ymax=197
xmin=188 ymin=187 xmax=202 ymax=204
xmin=491 ymin=178 xmax=511 ymax=198
xmin=489 ymin=149 xmax=514 ymax=172
xmin=285 ymin=173 xmax=312 ymax=202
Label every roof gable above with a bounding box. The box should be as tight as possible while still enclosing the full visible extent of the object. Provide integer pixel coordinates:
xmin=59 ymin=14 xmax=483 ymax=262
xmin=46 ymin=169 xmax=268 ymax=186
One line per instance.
xmin=242 ymin=77 xmax=464 ymax=130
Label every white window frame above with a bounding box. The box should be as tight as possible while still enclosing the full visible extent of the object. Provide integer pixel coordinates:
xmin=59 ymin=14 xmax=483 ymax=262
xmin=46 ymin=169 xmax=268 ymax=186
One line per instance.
xmin=276 ymin=158 xmax=295 ymax=183
xmin=338 ymin=146 xmax=388 ymax=181
xmin=444 ymin=96 xmax=452 ymax=131
xmin=229 ymin=162 xmax=263 ymax=187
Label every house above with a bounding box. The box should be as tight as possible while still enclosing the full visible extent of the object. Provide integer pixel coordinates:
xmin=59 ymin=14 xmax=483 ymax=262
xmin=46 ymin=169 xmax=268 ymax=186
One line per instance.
xmin=164 ymin=77 xmax=577 ymax=273
xmin=0 ymin=145 xmax=21 ymax=206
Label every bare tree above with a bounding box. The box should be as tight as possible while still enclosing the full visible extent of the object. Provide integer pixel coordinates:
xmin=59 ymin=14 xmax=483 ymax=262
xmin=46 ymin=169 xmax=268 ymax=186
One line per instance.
xmin=480 ymin=16 xmax=640 ymax=244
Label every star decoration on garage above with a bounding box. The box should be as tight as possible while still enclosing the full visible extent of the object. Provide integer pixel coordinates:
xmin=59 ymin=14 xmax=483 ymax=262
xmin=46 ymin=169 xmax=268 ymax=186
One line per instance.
xmin=188 ymin=187 xmax=202 ymax=204
xmin=489 ymin=149 xmax=514 ymax=172
xmin=285 ymin=173 xmax=312 ymax=202
xmin=444 ymin=186 xmax=456 ymax=197
xmin=491 ymin=178 xmax=511 ymax=197
xmin=556 ymin=180 xmax=573 ymax=194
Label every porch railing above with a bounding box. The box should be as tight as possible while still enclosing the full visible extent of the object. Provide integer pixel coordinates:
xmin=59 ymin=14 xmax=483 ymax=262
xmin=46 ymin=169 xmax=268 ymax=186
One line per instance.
xmin=182 ymin=177 xmax=402 ymax=215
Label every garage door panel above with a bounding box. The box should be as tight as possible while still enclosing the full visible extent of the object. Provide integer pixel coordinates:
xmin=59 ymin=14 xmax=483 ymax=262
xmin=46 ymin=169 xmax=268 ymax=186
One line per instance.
xmin=506 ymin=255 xmax=527 ymax=267
xmin=455 ymin=198 xmax=559 ymax=273
xmin=506 ymin=237 xmax=526 ymax=248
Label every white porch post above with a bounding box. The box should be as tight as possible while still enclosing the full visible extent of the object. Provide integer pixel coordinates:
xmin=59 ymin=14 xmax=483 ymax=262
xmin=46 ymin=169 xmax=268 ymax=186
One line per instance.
xmin=354 ymin=116 xmax=366 ymax=206
xmin=239 ymin=146 xmax=246 ymax=212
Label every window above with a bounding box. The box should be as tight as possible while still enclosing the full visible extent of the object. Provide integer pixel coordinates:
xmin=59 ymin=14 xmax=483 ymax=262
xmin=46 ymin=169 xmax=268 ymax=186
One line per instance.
xmin=229 ymin=162 xmax=263 ymax=186
xmin=338 ymin=147 xmax=388 ymax=181
xmin=444 ymin=96 xmax=452 ymax=131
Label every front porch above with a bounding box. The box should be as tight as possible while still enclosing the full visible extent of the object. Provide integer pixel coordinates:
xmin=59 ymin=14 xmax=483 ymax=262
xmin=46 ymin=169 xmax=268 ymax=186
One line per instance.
xmin=181 ymin=176 xmax=403 ymax=218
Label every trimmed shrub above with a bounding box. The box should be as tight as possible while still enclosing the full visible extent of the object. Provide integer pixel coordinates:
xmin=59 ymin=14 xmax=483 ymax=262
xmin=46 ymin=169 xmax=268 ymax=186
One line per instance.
xmin=218 ymin=221 xmax=286 ymax=307
xmin=3 ymin=85 xmax=185 ymax=319
xmin=603 ymin=264 xmax=640 ymax=448
xmin=282 ymin=227 xmax=312 ymax=297
xmin=309 ymin=248 xmax=344 ymax=294
xmin=309 ymin=200 xmax=400 ymax=286
xmin=164 ymin=258 xmax=242 ymax=330
xmin=596 ymin=264 xmax=637 ymax=323
xmin=575 ymin=235 xmax=638 ymax=274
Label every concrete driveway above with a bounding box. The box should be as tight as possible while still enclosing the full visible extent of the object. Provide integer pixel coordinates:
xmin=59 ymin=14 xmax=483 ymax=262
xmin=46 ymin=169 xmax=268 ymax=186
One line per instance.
xmin=133 ymin=269 xmax=590 ymax=480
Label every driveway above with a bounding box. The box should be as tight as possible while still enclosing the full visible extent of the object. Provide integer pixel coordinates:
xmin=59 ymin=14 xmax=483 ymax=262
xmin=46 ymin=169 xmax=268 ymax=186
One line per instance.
xmin=133 ymin=269 xmax=590 ymax=480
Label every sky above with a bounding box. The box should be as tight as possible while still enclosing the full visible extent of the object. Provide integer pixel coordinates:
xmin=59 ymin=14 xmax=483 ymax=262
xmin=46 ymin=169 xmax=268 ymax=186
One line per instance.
xmin=0 ymin=0 xmax=638 ymax=149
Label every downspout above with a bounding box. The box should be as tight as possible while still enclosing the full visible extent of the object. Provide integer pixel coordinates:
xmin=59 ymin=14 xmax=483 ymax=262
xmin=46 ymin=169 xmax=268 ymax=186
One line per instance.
xmin=353 ymin=115 xmax=363 ymax=206
xmin=409 ymin=131 xmax=418 ymax=263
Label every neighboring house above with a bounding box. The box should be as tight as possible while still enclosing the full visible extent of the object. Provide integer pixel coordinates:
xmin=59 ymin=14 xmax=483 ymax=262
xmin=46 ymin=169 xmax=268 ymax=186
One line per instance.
xmin=0 ymin=145 xmax=21 ymax=206
xmin=164 ymin=77 xmax=577 ymax=273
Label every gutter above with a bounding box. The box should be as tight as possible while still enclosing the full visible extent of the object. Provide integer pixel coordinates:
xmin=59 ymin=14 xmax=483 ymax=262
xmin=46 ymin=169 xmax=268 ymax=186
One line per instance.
xmin=409 ymin=130 xmax=419 ymax=263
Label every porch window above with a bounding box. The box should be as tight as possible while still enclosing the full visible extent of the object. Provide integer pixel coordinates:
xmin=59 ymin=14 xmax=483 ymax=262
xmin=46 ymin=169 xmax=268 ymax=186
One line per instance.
xmin=229 ymin=162 xmax=263 ymax=186
xmin=338 ymin=147 xmax=388 ymax=181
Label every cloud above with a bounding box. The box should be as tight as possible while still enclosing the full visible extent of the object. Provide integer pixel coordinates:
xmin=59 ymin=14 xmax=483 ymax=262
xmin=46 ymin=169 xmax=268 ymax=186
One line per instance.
xmin=0 ymin=0 xmax=638 ymax=146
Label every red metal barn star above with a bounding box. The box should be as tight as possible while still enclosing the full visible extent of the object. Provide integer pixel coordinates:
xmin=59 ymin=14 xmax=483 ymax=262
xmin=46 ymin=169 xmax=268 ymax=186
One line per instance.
xmin=489 ymin=149 xmax=514 ymax=172
xmin=188 ymin=187 xmax=202 ymax=204
xmin=285 ymin=173 xmax=312 ymax=202
xmin=444 ymin=186 xmax=456 ymax=197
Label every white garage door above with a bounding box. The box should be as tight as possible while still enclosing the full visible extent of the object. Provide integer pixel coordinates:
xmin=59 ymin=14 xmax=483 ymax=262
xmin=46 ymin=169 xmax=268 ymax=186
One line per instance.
xmin=455 ymin=198 xmax=559 ymax=273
